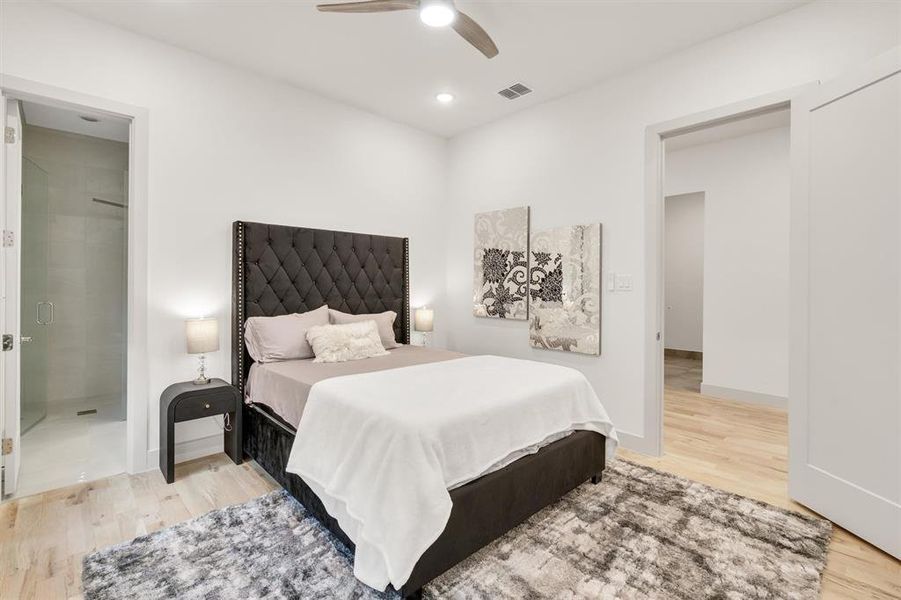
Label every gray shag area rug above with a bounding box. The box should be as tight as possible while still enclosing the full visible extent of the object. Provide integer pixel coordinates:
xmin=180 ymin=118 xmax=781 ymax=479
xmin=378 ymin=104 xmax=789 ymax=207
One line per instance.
xmin=83 ymin=460 xmax=831 ymax=599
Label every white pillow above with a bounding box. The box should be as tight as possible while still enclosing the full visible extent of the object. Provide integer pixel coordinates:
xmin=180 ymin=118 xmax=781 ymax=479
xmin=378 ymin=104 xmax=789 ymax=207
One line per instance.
xmin=306 ymin=320 xmax=389 ymax=363
xmin=328 ymin=309 xmax=400 ymax=349
xmin=244 ymin=305 xmax=329 ymax=363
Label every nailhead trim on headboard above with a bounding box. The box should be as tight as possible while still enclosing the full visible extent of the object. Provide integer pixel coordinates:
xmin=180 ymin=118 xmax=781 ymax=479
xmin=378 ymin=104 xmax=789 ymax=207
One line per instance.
xmin=232 ymin=221 xmax=246 ymax=393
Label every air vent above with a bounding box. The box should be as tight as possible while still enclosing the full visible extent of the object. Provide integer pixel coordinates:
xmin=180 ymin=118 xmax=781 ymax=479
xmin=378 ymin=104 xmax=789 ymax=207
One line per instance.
xmin=497 ymin=83 xmax=533 ymax=100
xmin=508 ymin=83 xmax=532 ymax=96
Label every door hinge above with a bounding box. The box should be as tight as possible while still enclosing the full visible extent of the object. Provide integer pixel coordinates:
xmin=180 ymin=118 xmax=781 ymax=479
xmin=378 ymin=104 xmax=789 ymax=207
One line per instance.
xmin=2 ymin=230 xmax=13 ymax=248
xmin=1 ymin=438 xmax=12 ymax=456
xmin=4 ymin=127 xmax=15 ymax=144
xmin=656 ymin=331 xmax=661 ymax=341
xmin=1 ymin=334 xmax=12 ymax=352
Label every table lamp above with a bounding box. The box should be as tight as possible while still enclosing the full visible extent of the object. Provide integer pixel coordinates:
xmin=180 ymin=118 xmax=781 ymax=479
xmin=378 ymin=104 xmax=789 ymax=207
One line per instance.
xmin=186 ymin=317 xmax=219 ymax=384
xmin=414 ymin=307 xmax=434 ymax=347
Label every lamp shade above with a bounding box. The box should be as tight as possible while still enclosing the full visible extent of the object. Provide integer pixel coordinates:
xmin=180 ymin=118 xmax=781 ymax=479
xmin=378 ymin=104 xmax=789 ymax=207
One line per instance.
xmin=414 ymin=307 xmax=434 ymax=332
xmin=186 ymin=318 xmax=219 ymax=354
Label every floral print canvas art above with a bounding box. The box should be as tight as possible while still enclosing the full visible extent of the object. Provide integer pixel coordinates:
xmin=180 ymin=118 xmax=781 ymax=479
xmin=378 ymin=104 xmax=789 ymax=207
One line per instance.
xmin=529 ymin=224 xmax=601 ymax=355
xmin=473 ymin=207 xmax=530 ymax=320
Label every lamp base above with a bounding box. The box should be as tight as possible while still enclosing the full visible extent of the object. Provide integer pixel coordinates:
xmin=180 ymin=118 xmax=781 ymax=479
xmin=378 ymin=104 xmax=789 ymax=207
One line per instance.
xmin=193 ymin=353 xmax=210 ymax=385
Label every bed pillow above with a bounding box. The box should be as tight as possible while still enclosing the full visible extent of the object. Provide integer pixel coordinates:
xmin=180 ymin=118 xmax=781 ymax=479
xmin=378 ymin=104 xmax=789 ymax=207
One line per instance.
xmin=244 ymin=305 xmax=329 ymax=363
xmin=306 ymin=320 xmax=389 ymax=363
xmin=328 ymin=309 xmax=400 ymax=349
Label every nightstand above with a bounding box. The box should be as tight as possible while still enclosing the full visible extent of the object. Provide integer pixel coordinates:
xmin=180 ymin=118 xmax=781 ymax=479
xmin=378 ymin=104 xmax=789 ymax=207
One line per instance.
xmin=159 ymin=378 xmax=242 ymax=484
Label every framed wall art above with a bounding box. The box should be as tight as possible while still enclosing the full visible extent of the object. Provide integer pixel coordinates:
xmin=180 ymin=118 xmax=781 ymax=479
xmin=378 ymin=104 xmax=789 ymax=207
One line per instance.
xmin=529 ymin=223 xmax=601 ymax=355
xmin=473 ymin=206 xmax=530 ymax=320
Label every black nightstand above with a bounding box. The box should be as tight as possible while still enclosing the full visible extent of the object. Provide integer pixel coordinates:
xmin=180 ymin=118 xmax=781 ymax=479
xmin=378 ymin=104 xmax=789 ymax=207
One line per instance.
xmin=159 ymin=378 xmax=242 ymax=484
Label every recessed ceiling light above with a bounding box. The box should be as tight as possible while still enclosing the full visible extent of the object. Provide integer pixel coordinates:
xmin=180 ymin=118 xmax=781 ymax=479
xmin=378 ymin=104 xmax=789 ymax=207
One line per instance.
xmin=435 ymin=92 xmax=455 ymax=104
xmin=419 ymin=0 xmax=455 ymax=28
xmin=79 ymin=115 xmax=100 ymax=123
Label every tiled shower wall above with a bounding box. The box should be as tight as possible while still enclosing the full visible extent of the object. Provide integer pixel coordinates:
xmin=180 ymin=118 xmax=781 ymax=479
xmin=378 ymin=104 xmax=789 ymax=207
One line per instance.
xmin=23 ymin=125 xmax=128 ymax=418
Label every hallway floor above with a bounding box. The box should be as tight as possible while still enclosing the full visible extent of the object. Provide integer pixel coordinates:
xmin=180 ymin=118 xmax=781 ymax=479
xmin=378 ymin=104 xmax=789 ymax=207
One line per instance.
xmin=15 ymin=403 xmax=126 ymax=499
xmin=662 ymin=353 xmax=703 ymax=392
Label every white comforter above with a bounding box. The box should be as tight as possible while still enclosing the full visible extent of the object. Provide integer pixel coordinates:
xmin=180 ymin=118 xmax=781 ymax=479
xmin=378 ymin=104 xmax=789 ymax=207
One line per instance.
xmin=285 ymin=355 xmax=618 ymax=591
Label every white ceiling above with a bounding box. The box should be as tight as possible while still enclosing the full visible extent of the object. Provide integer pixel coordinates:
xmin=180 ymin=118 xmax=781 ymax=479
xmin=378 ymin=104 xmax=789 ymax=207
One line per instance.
xmin=56 ymin=0 xmax=806 ymax=137
xmin=21 ymin=100 xmax=130 ymax=142
xmin=664 ymin=108 xmax=790 ymax=152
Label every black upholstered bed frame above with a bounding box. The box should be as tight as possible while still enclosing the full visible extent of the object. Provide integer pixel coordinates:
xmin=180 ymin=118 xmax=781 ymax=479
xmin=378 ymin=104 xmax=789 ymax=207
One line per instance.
xmin=232 ymin=220 xmax=606 ymax=598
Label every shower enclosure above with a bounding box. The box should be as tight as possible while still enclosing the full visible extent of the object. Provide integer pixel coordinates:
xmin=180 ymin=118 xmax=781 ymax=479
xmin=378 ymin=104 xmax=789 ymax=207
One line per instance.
xmin=20 ymin=125 xmax=129 ymax=430
xmin=20 ymin=157 xmax=50 ymax=433
xmin=9 ymin=105 xmax=131 ymax=498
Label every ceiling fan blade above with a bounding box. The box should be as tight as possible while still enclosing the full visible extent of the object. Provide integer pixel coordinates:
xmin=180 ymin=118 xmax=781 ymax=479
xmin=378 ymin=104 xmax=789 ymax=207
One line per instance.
xmin=317 ymin=0 xmax=418 ymax=13
xmin=452 ymin=10 xmax=499 ymax=58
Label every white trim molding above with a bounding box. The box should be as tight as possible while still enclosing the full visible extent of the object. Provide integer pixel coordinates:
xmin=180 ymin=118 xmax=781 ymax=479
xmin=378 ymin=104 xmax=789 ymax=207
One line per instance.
xmin=614 ymin=429 xmax=659 ymax=456
xmin=699 ymin=383 xmax=787 ymax=409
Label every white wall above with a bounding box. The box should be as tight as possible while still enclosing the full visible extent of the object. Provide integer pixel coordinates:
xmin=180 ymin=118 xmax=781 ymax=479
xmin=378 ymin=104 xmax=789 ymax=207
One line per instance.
xmin=445 ymin=1 xmax=899 ymax=446
xmin=1 ymin=3 xmax=448 ymax=469
xmin=663 ymin=192 xmax=704 ymax=353
xmin=666 ymin=126 xmax=790 ymax=401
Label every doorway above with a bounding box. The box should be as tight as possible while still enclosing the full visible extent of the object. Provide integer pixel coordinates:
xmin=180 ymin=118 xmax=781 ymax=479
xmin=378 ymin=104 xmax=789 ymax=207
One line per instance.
xmin=2 ymin=76 xmax=150 ymax=496
xmin=662 ymin=191 xmax=704 ymax=394
xmin=4 ymin=97 xmax=131 ymax=498
xmin=650 ymin=108 xmax=793 ymax=502
xmin=662 ymin=109 xmax=791 ymax=408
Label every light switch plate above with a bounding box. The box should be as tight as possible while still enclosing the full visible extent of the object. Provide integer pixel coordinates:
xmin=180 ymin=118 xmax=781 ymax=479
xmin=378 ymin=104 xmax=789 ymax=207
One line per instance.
xmin=615 ymin=274 xmax=633 ymax=291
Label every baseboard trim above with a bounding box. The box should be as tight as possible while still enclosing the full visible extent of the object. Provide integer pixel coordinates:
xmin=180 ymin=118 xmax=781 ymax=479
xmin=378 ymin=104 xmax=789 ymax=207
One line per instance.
xmin=615 ymin=430 xmax=660 ymax=456
xmin=144 ymin=433 xmax=223 ymax=474
xmin=700 ymin=383 xmax=787 ymax=409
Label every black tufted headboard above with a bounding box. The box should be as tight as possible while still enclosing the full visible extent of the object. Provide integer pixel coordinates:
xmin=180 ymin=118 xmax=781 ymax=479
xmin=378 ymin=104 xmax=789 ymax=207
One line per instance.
xmin=231 ymin=221 xmax=410 ymax=393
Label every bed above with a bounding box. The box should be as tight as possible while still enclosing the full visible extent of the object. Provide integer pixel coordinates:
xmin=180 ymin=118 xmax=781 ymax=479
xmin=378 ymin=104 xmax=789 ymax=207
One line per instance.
xmin=232 ymin=220 xmax=611 ymax=598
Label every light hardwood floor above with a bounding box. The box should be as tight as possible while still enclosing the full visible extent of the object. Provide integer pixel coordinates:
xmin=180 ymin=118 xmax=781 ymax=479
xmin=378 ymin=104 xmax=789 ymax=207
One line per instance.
xmin=1 ymin=383 xmax=898 ymax=599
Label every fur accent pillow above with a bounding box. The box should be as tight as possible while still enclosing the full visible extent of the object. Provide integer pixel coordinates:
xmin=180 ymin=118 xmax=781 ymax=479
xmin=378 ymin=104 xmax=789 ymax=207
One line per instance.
xmin=245 ymin=305 xmax=329 ymax=363
xmin=306 ymin=320 xmax=389 ymax=363
xmin=328 ymin=309 xmax=400 ymax=349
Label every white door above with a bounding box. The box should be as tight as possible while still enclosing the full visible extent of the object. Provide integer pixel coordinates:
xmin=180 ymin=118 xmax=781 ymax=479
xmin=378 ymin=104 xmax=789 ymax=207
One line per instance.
xmin=1 ymin=97 xmax=23 ymax=497
xmin=790 ymin=47 xmax=900 ymax=558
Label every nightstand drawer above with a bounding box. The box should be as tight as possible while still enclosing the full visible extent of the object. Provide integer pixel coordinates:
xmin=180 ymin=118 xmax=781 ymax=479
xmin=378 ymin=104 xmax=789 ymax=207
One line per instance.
xmin=173 ymin=391 xmax=235 ymax=422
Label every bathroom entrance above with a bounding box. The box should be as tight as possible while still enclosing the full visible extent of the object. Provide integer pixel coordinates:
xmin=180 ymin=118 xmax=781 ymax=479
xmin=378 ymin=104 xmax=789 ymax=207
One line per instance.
xmin=6 ymin=98 xmax=130 ymax=497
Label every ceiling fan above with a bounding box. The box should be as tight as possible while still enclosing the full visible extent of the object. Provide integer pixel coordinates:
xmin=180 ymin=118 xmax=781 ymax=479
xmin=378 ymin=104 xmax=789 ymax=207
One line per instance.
xmin=316 ymin=0 xmax=499 ymax=59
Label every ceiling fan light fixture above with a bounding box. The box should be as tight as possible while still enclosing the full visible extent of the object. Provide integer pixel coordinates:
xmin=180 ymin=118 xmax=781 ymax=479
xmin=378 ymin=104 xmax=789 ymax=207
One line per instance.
xmin=419 ymin=0 xmax=455 ymax=27
xmin=435 ymin=92 xmax=455 ymax=104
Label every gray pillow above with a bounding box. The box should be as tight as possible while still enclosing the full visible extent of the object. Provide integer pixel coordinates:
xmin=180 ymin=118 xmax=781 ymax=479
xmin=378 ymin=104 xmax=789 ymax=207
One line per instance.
xmin=244 ymin=305 xmax=329 ymax=362
xmin=328 ymin=309 xmax=399 ymax=349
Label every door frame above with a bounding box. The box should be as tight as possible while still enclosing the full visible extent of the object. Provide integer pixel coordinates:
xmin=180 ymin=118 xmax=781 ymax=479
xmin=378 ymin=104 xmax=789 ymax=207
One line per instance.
xmin=1 ymin=98 xmax=23 ymax=494
xmin=0 ymin=74 xmax=150 ymax=477
xmin=640 ymin=84 xmax=814 ymax=456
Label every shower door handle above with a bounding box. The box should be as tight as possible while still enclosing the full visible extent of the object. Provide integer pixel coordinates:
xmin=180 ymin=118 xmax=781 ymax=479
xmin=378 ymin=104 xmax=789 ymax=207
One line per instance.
xmin=36 ymin=301 xmax=54 ymax=325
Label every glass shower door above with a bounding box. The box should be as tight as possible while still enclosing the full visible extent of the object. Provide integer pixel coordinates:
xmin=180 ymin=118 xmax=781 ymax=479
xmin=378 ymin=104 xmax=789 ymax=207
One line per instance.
xmin=21 ymin=157 xmax=50 ymax=433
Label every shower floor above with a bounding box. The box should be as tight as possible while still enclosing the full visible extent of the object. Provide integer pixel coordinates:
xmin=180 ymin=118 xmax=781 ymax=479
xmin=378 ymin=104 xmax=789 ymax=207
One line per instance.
xmin=15 ymin=402 xmax=126 ymax=499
